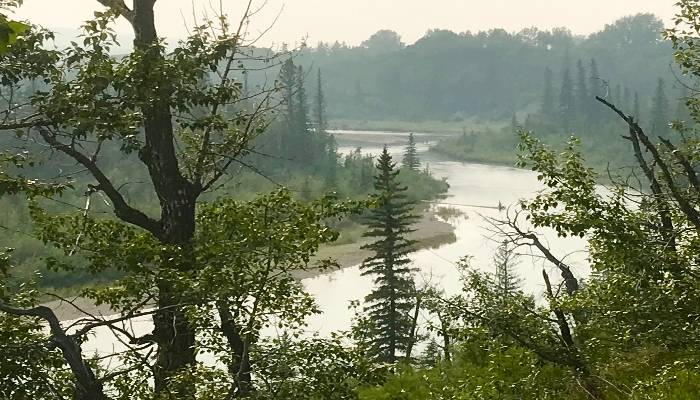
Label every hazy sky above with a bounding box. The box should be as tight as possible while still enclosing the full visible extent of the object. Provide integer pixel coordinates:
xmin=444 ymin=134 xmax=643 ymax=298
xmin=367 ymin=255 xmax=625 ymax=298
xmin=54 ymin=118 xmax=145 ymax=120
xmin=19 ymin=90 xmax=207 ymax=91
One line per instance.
xmin=14 ymin=0 xmax=677 ymax=48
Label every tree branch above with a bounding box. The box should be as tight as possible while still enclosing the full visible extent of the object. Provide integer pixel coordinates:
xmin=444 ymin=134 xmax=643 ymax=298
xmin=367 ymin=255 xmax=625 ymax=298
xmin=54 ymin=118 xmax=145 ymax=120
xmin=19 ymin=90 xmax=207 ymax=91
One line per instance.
xmin=38 ymin=128 xmax=161 ymax=236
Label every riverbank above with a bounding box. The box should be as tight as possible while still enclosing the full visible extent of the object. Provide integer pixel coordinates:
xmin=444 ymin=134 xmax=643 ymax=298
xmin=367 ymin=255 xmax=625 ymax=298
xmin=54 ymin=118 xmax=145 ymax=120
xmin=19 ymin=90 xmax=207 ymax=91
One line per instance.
xmin=294 ymin=209 xmax=456 ymax=280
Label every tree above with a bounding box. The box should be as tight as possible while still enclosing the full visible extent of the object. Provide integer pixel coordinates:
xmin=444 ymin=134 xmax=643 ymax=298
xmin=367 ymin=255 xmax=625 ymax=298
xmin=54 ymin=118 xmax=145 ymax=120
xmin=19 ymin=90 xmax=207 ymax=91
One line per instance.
xmin=0 ymin=2 xmax=292 ymax=398
xmin=575 ymin=59 xmax=589 ymax=119
xmin=541 ymin=67 xmax=556 ymax=119
xmin=314 ymin=68 xmax=328 ymax=133
xmin=559 ymin=65 xmax=575 ymax=128
xmin=402 ymin=133 xmax=421 ymax=171
xmin=651 ymin=77 xmax=670 ymax=136
xmin=0 ymin=1 xmax=28 ymax=54
xmin=493 ymin=241 xmax=522 ymax=298
xmin=360 ymin=147 xmax=419 ymax=363
xmin=361 ymin=30 xmax=405 ymax=54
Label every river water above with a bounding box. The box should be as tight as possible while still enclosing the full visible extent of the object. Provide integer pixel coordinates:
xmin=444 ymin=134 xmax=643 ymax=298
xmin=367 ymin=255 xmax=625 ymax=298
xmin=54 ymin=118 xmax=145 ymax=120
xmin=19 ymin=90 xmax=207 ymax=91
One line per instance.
xmin=75 ymin=129 xmax=589 ymax=355
xmin=303 ymin=129 xmax=589 ymax=335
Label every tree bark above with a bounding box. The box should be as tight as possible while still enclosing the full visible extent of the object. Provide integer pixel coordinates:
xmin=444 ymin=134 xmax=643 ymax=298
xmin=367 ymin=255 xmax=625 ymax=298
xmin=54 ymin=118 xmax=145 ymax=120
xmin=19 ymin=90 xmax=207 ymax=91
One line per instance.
xmin=217 ymin=302 xmax=252 ymax=398
xmin=119 ymin=1 xmax=199 ymax=397
xmin=0 ymin=303 xmax=108 ymax=400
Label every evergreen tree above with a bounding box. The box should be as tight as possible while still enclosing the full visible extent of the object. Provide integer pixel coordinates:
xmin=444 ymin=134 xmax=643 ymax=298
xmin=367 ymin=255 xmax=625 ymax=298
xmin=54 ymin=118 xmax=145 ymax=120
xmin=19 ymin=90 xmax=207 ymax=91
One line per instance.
xmin=575 ymin=59 xmax=589 ymax=118
xmin=402 ymin=133 xmax=421 ymax=171
xmin=324 ymin=134 xmax=339 ymax=188
xmin=361 ymin=147 xmax=419 ymax=363
xmin=559 ymin=65 xmax=575 ymax=128
xmin=541 ymin=67 xmax=556 ymax=119
xmin=633 ymin=91 xmax=641 ymax=121
xmin=493 ymin=241 xmax=522 ymax=298
xmin=280 ymin=58 xmax=297 ymax=122
xmin=651 ymin=78 xmax=670 ymax=136
xmin=314 ymin=68 xmax=328 ymax=133
xmin=295 ymin=65 xmax=310 ymax=135
xmin=588 ymin=58 xmax=604 ymax=120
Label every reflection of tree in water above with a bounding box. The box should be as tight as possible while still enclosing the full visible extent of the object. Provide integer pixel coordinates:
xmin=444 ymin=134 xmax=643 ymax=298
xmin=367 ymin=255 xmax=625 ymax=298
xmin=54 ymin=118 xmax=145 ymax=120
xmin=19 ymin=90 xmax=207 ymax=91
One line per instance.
xmin=434 ymin=206 xmax=467 ymax=223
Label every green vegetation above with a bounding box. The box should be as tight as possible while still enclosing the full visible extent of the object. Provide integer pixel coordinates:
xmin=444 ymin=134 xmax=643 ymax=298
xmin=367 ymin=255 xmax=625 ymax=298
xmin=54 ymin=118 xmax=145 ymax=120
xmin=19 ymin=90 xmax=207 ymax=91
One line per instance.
xmin=359 ymin=147 xmax=419 ymax=363
xmin=4 ymin=0 xmax=700 ymax=399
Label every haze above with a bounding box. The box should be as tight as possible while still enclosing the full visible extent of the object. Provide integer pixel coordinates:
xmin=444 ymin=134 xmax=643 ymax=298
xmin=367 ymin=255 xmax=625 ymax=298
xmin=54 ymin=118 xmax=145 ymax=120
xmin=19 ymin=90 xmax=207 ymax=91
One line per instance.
xmin=15 ymin=0 xmax=675 ymax=48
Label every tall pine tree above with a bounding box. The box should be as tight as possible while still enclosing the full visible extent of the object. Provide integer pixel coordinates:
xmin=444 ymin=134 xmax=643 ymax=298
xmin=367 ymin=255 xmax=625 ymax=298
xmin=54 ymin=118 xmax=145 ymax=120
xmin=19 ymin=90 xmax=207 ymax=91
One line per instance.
xmin=402 ymin=133 xmax=421 ymax=171
xmin=361 ymin=147 xmax=419 ymax=363
xmin=493 ymin=241 xmax=522 ymax=299
xmin=313 ymin=68 xmax=328 ymax=133
xmin=559 ymin=65 xmax=575 ymax=129
xmin=575 ymin=59 xmax=589 ymax=119
xmin=651 ymin=78 xmax=670 ymax=136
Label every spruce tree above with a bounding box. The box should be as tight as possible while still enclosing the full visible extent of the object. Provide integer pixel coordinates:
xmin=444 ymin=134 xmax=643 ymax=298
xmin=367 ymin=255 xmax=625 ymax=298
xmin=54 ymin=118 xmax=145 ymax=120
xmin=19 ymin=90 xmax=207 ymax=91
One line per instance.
xmin=651 ymin=78 xmax=670 ymax=136
xmin=542 ymin=67 xmax=556 ymax=119
xmin=280 ymin=58 xmax=297 ymax=121
xmin=402 ymin=133 xmax=421 ymax=171
xmin=589 ymin=58 xmax=602 ymax=97
xmin=575 ymin=59 xmax=589 ymax=119
xmin=313 ymin=68 xmax=328 ymax=133
xmin=559 ymin=65 xmax=575 ymax=129
xmin=295 ymin=65 xmax=310 ymax=135
xmin=324 ymin=134 xmax=339 ymax=188
xmin=361 ymin=147 xmax=419 ymax=363
xmin=493 ymin=241 xmax=523 ymax=298
xmin=588 ymin=58 xmax=604 ymax=120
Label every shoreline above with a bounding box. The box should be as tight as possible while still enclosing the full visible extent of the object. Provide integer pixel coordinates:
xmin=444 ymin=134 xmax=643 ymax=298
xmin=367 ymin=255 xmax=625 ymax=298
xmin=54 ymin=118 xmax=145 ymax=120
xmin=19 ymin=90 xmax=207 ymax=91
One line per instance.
xmin=48 ymin=209 xmax=455 ymax=321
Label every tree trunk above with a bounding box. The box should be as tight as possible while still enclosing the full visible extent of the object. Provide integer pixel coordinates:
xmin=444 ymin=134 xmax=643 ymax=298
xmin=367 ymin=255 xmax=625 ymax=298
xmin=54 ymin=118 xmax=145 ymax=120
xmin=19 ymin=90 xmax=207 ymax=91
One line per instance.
xmin=130 ymin=1 xmax=199 ymax=397
xmin=217 ymin=302 xmax=252 ymax=398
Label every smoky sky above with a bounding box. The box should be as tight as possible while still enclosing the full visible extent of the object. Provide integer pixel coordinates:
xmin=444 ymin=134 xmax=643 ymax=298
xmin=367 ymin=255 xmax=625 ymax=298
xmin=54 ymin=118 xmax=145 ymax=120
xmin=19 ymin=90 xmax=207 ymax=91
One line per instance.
xmin=14 ymin=0 xmax=676 ymax=48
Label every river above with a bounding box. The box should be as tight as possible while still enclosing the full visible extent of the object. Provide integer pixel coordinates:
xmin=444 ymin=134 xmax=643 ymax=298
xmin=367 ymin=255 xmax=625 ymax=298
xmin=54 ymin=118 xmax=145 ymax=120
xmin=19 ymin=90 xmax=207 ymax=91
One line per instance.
xmin=73 ymin=129 xmax=589 ymax=355
xmin=303 ymin=129 xmax=589 ymax=335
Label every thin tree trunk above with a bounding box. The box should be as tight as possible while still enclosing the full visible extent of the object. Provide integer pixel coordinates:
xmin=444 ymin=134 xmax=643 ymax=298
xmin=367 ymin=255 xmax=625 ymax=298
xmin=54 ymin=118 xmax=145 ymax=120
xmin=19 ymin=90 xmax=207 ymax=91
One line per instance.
xmin=405 ymin=291 xmax=422 ymax=361
xmin=217 ymin=302 xmax=252 ymax=398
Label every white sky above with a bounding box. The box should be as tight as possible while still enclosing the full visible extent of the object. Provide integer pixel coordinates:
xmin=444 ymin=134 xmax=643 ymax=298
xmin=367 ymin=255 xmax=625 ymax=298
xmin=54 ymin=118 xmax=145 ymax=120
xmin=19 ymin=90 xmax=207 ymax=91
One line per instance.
xmin=14 ymin=0 xmax=677 ymax=48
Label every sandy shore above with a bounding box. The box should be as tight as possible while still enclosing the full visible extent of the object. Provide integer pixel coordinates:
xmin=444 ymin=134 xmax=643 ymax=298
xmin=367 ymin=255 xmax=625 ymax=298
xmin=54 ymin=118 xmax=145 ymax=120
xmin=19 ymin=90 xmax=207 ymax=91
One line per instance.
xmin=293 ymin=210 xmax=455 ymax=280
xmin=47 ymin=210 xmax=455 ymax=321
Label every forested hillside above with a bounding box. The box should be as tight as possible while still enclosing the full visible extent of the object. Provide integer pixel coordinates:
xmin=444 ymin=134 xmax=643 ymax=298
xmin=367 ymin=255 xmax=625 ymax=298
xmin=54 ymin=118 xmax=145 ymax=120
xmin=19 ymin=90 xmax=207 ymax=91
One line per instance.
xmin=294 ymin=14 xmax=676 ymax=123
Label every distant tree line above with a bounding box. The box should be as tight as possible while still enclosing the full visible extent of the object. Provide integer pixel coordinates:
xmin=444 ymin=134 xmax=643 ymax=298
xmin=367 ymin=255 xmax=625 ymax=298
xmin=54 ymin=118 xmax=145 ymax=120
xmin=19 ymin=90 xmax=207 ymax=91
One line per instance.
xmin=284 ymin=14 xmax=677 ymax=123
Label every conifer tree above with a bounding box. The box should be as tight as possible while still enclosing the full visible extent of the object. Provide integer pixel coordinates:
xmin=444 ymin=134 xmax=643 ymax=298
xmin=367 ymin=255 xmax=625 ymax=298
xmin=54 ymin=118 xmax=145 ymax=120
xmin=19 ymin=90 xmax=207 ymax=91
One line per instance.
xmin=361 ymin=147 xmax=419 ymax=363
xmin=280 ymin=58 xmax=297 ymax=121
xmin=559 ymin=66 xmax=575 ymax=128
xmin=575 ymin=59 xmax=589 ymax=118
xmin=295 ymin=65 xmax=310 ymax=135
xmin=634 ymin=91 xmax=641 ymax=121
xmin=542 ymin=67 xmax=556 ymax=119
xmin=588 ymin=58 xmax=604 ymax=121
xmin=651 ymin=78 xmax=670 ymax=136
xmin=402 ymin=133 xmax=421 ymax=171
xmin=324 ymin=134 xmax=339 ymax=188
xmin=493 ymin=241 xmax=523 ymax=298
xmin=314 ymin=68 xmax=328 ymax=133
xmin=589 ymin=58 xmax=602 ymax=97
